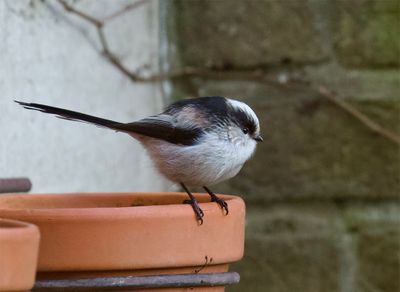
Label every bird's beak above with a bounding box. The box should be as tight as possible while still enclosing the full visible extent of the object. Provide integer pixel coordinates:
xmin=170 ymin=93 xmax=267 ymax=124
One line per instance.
xmin=254 ymin=135 xmax=263 ymax=142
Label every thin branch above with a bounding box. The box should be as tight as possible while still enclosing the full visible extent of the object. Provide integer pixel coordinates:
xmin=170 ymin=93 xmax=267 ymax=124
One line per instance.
xmin=55 ymin=0 xmax=264 ymax=83
xmin=57 ymin=0 xmax=148 ymax=81
xmin=97 ymin=28 xmax=136 ymax=79
xmin=58 ymin=0 xmax=103 ymax=28
xmin=318 ymin=86 xmax=400 ymax=145
xmin=102 ymin=0 xmax=148 ymax=22
xmin=97 ymin=28 xmax=109 ymax=51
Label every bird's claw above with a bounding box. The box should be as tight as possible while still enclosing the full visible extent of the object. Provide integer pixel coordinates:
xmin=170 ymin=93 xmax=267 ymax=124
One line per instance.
xmin=211 ymin=195 xmax=229 ymax=215
xmin=183 ymin=199 xmax=204 ymax=224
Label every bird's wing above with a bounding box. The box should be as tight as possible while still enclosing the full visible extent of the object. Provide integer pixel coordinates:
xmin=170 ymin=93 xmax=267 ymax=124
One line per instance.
xmin=120 ymin=115 xmax=204 ymax=146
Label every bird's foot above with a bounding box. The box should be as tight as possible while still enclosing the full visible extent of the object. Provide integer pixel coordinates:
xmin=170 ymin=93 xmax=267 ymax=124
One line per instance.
xmin=183 ymin=198 xmax=204 ymax=225
xmin=210 ymin=194 xmax=229 ymax=215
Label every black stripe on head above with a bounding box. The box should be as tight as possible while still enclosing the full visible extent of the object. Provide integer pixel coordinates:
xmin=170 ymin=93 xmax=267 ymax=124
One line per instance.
xmin=229 ymin=105 xmax=258 ymax=136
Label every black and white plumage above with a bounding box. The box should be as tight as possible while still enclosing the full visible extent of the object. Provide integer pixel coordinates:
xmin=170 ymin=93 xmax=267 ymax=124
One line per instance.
xmin=15 ymin=96 xmax=262 ymax=224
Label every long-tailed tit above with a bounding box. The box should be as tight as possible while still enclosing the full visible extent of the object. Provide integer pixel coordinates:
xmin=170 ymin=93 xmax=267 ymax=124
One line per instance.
xmin=15 ymin=96 xmax=262 ymax=224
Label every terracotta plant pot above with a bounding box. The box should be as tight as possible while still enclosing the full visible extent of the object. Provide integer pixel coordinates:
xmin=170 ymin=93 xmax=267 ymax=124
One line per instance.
xmin=0 ymin=218 xmax=40 ymax=292
xmin=0 ymin=192 xmax=245 ymax=291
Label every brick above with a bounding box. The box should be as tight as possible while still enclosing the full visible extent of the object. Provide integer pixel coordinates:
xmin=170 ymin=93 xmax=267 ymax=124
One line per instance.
xmin=230 ymin=234 xmax=341 ymax=292
xmin=173 ymin=0 xmax=330 ymax=68
xmin=335 ymin=0 xmax=400 ymax=67
xmin=357 ymin=232 xmax=400 ymax=292
xmin=228 ymin=204 xmax=341 ymax=291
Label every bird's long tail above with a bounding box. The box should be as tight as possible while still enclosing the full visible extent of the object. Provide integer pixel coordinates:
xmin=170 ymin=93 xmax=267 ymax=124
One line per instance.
xmin=14 ymin=101 xmax=126 ymax=132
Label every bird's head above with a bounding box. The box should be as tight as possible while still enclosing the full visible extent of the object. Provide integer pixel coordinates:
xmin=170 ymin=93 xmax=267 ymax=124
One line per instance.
xmin=226 ymin=98 xmax=263 ymax=145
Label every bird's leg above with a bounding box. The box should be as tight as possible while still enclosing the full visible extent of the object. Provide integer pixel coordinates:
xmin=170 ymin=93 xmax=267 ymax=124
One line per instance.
xmin=203 ymin=186 xmax=229 ymax=215
xmin=180 ymin=182 xmax=204 ymax=224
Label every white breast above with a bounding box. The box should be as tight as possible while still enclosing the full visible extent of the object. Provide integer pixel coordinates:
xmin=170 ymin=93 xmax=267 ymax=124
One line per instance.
xmin=137 ymin=130 xmax=257 ymax=187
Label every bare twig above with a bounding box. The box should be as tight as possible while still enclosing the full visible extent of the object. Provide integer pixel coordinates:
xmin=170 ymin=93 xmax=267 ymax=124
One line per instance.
xmin=58 ymin=0 xmax=103 ymax=27
xmin=55 ymin=0 xmax=286 ymax=83
xmin=57 ymin=0 xmax=149 ymax=81
xmin=102 ymin=0 xmax=148 ymax=22
xmin=318 ymin=86 xmax=400 ymax=145
xmin=97 ymin=28 xmax=141 ymax=81
xmin=55 ymin=0 xmax=235 ymax=83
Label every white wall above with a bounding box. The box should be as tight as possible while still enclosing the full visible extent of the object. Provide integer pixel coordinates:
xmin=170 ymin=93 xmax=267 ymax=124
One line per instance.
xmin=0 ymin=0 xmax=171 ymax=193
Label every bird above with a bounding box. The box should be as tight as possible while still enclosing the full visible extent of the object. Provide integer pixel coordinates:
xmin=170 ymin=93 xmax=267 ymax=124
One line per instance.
xmin=15 ymin=96 xmax=262 ymax=224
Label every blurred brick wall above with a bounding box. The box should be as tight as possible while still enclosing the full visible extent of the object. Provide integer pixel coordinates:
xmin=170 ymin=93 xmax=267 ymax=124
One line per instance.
xmin=162 ymin=1 xmax=399 ymax=291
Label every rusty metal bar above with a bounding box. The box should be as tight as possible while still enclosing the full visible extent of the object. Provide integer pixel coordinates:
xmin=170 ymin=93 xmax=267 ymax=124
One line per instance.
xmin=32 ymin=272 xmax=240 ymax=291
xmin=0 ymin=178 xmax=32 ymax=193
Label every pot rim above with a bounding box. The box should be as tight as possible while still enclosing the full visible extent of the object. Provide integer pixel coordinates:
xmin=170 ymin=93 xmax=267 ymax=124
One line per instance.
xmin=0 ymin=218 xmax=39 ymax=235
xmin=0 ymin=192 xmax=242 ymax=220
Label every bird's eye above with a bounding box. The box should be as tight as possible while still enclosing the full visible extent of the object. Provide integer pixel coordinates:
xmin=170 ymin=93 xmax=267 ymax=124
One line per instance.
xmin=242 ymin=128 xmax=249 ymax=134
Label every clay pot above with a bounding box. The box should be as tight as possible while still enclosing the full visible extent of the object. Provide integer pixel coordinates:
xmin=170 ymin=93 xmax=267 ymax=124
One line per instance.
xmin=0 ymin=192 xmax=245 ymax=290
xmin=0 ymin=218 xmax=40 ymax=292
